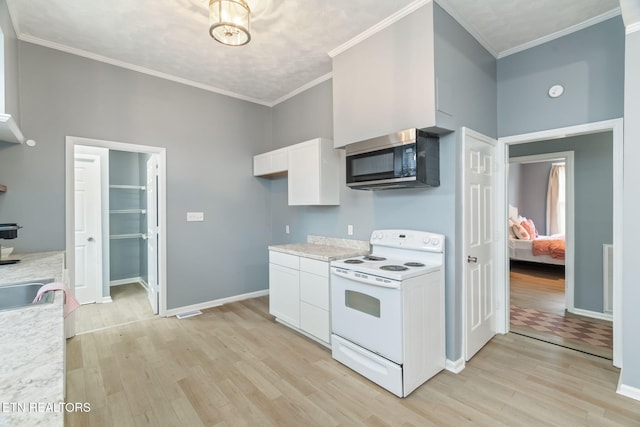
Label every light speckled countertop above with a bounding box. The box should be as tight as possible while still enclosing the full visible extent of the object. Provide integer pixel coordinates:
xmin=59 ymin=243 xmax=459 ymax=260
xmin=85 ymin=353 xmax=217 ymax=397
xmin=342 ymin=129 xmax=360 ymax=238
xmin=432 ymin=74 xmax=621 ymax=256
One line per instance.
xmin=268 ymin=235 xmax=370 ymax=261
xmin=0 ymin=251 xmax=66 ymax=427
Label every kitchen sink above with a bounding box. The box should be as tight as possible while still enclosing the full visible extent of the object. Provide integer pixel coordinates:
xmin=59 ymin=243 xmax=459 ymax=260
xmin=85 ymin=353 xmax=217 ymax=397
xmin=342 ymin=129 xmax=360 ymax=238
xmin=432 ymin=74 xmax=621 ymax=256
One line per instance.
xmin=0 ymin=279 xmax=55 ymax=312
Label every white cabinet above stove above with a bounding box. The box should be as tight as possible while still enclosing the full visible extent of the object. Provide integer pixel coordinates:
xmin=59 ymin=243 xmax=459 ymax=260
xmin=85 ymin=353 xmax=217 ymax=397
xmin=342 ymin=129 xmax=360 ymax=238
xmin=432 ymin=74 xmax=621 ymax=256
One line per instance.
xmin=330 ymin=2 xmax=453 ymax=149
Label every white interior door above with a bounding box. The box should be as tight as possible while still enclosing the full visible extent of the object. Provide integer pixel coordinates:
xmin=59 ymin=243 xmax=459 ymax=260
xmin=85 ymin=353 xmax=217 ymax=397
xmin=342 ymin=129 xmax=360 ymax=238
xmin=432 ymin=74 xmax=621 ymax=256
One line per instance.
xmin=74 ymin=154 xmax=102 ymax=304
xmin=146 ymin=155 xmax=159 ymax=314
xmin=463 ymin=128 xmax=498 ymax=361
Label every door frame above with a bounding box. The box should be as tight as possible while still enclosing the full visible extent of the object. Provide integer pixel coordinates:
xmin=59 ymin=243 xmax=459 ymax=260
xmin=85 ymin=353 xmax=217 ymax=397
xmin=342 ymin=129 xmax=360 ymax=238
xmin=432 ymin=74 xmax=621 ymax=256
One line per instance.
xmin=65 ymin=136 xmax=168 ymax=335
xmin=146 ymin=154 xmax=159 ymax=314
xmin=73 ymin=149 xmax=105 ymax=304
xmin=460 ymin=127 xmax=501 ymax=361
xmin=508 ymin=151 xmax=575 ymax=313
xmin=497 ymin=118 xmax=623 ymax=368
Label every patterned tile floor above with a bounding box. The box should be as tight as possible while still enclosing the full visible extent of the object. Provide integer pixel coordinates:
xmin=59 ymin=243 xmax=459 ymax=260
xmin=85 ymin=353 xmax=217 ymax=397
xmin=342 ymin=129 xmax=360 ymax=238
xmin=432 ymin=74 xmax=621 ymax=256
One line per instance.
xmin=510 ymin=305 xmax=613 ymax=349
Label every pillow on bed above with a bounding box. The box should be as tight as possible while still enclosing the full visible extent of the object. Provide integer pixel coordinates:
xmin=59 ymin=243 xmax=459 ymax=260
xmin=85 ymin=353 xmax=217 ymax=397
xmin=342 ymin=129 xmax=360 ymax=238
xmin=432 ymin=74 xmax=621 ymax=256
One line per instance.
xmin=512 ymin=223 xmax=531 ymax=240
xmin=521 ymin=219 xmax=538 ymax=239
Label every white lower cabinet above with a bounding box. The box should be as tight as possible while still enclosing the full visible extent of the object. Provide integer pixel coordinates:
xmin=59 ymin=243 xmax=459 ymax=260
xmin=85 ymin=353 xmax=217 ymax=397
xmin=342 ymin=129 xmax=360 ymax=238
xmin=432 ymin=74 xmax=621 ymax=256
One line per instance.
xmin=269 ymin=251 xmax=331 ymax=346
xmin=269 ymin=263 xmax=300 ymax=328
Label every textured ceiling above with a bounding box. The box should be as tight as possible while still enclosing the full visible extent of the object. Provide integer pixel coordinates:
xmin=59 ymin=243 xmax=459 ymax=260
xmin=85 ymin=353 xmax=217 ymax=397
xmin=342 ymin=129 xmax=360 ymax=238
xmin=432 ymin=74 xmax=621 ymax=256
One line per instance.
xmin=6 ymin=0 xmax=621 ymax=106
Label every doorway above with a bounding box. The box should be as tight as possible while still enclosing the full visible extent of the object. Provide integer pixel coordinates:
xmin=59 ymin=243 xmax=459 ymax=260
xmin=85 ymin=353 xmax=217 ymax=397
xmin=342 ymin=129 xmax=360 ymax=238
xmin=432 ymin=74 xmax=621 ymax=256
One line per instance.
xmin=505 ymin=151 xmax=613 ymax=358
xmin=497 ymin=119 xmax=623 ymax=367
xmin=65 ymin=136 xmax=167 ymax=337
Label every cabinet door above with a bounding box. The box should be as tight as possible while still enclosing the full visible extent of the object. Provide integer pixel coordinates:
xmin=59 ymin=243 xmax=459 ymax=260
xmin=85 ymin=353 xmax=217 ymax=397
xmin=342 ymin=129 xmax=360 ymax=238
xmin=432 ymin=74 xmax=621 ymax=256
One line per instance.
xmin=300 ymin=302 xmax=330 ymax=343
xmin=270 ymin=148 xmax=288 ymax=174
xmin=288 ymin=140 xmax=320 ymax=205
xmin=269 ymin=263 xmax=300 ymax=327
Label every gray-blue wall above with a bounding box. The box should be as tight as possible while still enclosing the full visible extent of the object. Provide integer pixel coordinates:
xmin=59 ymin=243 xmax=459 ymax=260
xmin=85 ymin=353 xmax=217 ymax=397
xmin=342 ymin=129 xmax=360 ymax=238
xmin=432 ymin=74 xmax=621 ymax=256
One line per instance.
xmin=498 ymin=16 xmax=624 ymax=137
xmin=0 ymin=41 xmax=273 ymax=310
xmin=509 ymin=133 xmax=613 ymax=312
xmin=508 ymin=163 xmax=522 ymax=211
xmin=508 ymin=161 xmax=552 ymax=234
xmin=270 ymin=4 xmax=497 ymax=361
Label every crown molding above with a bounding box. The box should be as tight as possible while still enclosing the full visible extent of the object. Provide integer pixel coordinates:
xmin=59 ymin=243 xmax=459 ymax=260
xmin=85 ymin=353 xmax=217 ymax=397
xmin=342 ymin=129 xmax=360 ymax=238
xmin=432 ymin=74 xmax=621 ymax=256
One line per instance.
xmin=627 ymin=21 xmax=640 ymax=34
xmin=270 ymin=72 xmax=333 ymax=107
xmin=5 ymin=0 xmax=22 ymax=38
xmin=328 ymin=0 xmax=431 ymax=58
xmin=498 ymin=7 xmax=621 ymax=59
xmin=434 ymin=0 xmax=498 ymax=57
xmin=17 ymin=34 xmax=273 ymax=107
xmin=620 ymin=0 xmax=640 ymax=33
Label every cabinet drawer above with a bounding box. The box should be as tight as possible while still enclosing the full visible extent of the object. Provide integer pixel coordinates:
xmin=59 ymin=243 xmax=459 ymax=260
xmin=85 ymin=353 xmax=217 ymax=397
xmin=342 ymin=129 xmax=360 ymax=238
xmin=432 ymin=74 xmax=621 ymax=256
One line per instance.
xmin=300 ymin=302 xmax=330 ymax=343
xmin=299 ymin=257 xmax=328 ymax=277
xmin=269 ymin=251 xmax=299 ymax=269
xmin=300 ymin=272 xmax=329 ymax=310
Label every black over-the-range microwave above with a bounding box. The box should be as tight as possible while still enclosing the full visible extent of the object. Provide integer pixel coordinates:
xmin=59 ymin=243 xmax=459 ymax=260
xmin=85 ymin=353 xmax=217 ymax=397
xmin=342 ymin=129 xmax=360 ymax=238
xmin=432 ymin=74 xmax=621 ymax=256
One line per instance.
xmin=345 ymin=128 xmax=440 ymax=190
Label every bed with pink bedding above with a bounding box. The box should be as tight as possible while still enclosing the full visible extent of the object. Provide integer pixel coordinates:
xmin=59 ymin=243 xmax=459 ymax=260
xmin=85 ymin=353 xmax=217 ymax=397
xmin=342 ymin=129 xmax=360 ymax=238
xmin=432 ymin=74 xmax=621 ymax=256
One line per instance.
xmin=509 ymin=234 xmax=565 ymax=265
xmin=507 ymin=206 xmax=565 ymax=265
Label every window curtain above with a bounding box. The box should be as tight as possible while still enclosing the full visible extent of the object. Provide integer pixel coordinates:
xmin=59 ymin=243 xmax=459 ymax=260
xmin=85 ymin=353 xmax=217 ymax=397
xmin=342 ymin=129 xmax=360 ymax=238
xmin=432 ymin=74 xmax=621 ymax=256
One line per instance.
xmin=546 ymin=163 xmax=566 ymax=235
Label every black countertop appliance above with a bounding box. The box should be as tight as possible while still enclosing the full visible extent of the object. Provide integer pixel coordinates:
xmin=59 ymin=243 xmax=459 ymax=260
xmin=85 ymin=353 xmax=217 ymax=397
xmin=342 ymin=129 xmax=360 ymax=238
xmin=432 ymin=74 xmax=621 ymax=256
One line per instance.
xmin=0 ymin=223 xmax=22 ymax=265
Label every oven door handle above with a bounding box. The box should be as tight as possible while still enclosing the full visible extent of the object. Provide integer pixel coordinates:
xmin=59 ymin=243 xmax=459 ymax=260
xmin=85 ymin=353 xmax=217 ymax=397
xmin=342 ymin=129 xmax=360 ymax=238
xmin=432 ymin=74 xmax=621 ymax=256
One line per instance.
xmin=331 ymin=268 xmax=401 ymax=289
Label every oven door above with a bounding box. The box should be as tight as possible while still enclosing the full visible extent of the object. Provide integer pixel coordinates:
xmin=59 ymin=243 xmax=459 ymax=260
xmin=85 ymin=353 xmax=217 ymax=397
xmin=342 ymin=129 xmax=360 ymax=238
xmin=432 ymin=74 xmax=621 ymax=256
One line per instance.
xmin=330 ymin=268 xmax=403 ymax=364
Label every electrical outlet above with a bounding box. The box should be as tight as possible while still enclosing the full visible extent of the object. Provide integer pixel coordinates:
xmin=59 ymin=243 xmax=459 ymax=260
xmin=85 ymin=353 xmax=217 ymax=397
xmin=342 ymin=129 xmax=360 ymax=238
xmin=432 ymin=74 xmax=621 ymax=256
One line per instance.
xmin=186 ymin=212 xmax=204 ymax=222
xmin=285 ymin=225 xmax=290 ymax=234
xmin=347 ymin=225 xmax=353 ymax=236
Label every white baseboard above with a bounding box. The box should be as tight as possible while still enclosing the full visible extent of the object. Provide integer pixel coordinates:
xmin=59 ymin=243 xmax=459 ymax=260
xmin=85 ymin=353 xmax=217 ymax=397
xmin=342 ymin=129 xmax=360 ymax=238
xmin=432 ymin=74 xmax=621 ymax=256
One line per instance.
xmin=110 ymin=277 xmax=144 ymax=287
xmin=445 ymin=357 xmax=465 ymax=374
xmin=138 ymin=278 xmax=149 ymax=291
xmin=617 ymin=377 xmax=640 ymax=401
xmin=101 ymin=296 xmax=113 ymax=304
xmin=569 ymin=307 xmax=613 ymax=322
xmin=163 ymin=289 xmax=269 ymax=317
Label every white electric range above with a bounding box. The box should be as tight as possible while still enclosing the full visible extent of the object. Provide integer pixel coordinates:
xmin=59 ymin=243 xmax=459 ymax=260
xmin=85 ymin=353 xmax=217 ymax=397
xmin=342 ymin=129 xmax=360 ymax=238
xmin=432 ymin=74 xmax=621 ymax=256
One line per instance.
xmin=330 ymin=229 xmax=445 ymax=397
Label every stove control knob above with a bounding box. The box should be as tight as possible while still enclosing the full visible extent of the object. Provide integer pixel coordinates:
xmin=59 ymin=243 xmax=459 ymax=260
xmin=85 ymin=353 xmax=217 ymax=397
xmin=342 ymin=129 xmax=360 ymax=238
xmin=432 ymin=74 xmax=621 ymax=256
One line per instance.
xmin=431 ymin=238 xmax=440 ymax=246
xmin=422 ymin=237 xmax=431 ymax=244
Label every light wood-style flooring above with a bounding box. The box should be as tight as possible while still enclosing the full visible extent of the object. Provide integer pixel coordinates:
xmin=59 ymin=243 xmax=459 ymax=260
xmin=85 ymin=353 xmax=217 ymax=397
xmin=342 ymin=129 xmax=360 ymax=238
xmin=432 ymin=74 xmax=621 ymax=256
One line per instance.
xmin=510 ymin=261 xmax=566 ymax=316
xmin=75 ymin=283 xmax=154 ymax=335
xmin=65 ymin=296 xmax=639 ymax=426
xmin=510 ymin=261 xmax=613 ymax=359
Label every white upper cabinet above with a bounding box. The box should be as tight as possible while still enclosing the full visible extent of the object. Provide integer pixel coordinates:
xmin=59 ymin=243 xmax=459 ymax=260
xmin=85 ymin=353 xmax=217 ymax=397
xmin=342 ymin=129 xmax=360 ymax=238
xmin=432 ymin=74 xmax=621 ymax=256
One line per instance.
xmin=253 ymin=147 xmax=288 ymax=177
xmin=253 ymin=138 xmax=340 ymax=205
xmin=288 ymin=138 xmax=339 ymax=206
xmin=331 ymin=2 xmax=452 ymax=148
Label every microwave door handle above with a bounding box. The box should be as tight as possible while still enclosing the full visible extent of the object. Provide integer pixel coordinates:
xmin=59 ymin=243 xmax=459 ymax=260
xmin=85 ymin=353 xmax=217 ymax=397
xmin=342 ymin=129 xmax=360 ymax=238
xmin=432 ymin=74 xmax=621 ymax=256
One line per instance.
xmin=331 ymin=268 xmax=400 ymax=289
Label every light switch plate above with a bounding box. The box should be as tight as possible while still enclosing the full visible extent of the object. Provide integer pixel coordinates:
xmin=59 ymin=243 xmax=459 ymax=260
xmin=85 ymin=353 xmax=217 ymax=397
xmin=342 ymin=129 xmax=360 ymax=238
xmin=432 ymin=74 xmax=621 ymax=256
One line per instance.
xmin=347 ymin=225 xmax=354 ymax=235
xmin=187 ymin=212 xmax=204 ymax=222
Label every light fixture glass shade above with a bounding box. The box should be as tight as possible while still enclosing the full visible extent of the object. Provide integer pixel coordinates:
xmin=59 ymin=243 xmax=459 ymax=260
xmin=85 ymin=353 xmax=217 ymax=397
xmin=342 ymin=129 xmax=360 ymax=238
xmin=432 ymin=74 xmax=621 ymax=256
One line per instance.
xmin=209 ymin=0 xmax=251 ymax=46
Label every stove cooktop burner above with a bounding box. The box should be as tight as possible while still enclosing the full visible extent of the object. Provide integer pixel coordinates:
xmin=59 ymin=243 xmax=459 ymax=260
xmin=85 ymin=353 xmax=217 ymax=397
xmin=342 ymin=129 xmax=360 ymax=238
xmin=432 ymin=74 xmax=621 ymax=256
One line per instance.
xmin=380 ymin=265 xmax=409 ymax=271
xmin=404 ymin=262 xmax=425 ymax=267
xmin=364 ymin=255 xmax=387 ymax=261
xmin=344 ymin=259 xmax=364 ymax=264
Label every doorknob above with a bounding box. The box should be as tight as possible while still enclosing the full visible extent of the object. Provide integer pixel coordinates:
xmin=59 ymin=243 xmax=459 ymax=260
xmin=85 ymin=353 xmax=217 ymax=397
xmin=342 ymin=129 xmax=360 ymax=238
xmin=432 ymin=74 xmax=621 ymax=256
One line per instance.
xmin=87 ymin=237 xmax=95 ymax=242
xmin=467 ymin=256 xmax=478 ymax=263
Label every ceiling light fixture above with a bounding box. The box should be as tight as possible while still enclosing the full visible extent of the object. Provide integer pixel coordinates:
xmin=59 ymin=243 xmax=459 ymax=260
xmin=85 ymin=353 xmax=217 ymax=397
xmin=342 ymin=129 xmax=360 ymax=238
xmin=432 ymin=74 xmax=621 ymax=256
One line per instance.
xmin=209 ymin=0 xmax=251 ymax=46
